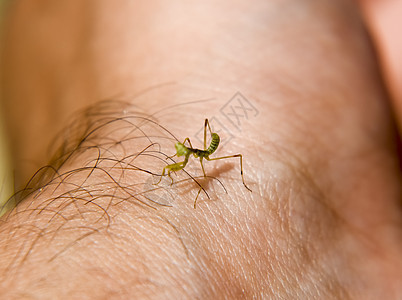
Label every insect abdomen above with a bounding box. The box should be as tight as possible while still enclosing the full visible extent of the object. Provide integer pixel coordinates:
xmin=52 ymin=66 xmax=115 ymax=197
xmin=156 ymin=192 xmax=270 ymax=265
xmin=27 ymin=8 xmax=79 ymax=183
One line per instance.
xmin=207 ymin=133 xmax=220 ymax=154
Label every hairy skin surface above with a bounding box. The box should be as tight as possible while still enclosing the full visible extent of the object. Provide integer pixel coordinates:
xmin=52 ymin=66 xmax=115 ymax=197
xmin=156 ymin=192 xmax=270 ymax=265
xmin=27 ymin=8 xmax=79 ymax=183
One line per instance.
xmin=1 ymin=0 xmax=402 ymax=298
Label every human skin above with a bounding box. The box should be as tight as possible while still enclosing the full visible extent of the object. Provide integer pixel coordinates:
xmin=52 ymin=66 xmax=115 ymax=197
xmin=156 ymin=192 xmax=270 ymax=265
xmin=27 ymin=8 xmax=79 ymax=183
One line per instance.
xmin=357 ymin=0 xmax=402 ymax=120
xmin=1 ymin=0 xmax=402 ymax=298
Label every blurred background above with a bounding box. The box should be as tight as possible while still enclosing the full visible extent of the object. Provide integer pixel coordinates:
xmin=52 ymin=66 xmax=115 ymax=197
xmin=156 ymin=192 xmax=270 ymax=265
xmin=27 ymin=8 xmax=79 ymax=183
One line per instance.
xmin=357 ymin=0 xmax=402 ymax=124
xmin=0 ymin=0 xmax=14 ymax=213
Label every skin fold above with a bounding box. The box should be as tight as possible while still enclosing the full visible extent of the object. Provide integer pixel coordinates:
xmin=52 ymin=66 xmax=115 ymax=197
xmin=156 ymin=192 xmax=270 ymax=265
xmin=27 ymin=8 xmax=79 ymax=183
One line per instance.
xmin=1 ymin=0 xmax=401 ymax=298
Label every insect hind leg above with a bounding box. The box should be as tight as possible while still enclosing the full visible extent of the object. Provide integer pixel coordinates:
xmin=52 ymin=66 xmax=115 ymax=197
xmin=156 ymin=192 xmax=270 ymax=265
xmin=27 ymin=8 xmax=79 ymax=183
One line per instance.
xmin=205 ymin=154 xmax=252 ymax=192
xmin=204 ymin=119 xmax=214 ymax=151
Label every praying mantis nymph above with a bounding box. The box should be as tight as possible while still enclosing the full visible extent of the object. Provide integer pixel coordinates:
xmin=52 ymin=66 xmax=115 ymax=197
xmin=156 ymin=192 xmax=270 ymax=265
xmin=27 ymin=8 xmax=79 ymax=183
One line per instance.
xmin=155 ymin=119 xmax=252 ymax=208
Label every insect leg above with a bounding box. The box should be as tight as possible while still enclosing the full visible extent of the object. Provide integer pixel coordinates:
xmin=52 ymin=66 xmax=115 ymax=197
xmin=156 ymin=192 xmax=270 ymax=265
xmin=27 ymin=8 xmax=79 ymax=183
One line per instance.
xmin=205 ymin=154 xmax=252 ymax=192
xmin=204 ymin=119 xmax=208 ymax=150
xmin=206 ymin=118 xmax=213 ymax=135
xmin=199 ymin=156 xmax=207 ymax=177
xmin=155 ymin=157 xmax=188 ymax=185
xmin=166 ymin=153 xmax=177 ymax=160
xmin=204 ymin=119 xmax=214 ymax=150
xmin=182 ymin=137 xmax=194 ymax=149
xmin=167 ymin=169 xmax=174 ymax=185
xmin=154 ymin=166 xmax=167 ymax=185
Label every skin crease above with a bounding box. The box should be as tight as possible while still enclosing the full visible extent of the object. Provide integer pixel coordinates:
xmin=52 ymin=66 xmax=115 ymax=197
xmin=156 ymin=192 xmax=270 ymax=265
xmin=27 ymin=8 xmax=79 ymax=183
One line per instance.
xmin=1 ymin=0 xmax=402 ymax=299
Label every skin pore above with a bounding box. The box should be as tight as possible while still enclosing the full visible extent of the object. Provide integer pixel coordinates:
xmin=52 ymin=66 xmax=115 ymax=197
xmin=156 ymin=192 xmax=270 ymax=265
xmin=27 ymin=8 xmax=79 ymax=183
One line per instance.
xmin=1 ymin=0 xmax=402 ymax=298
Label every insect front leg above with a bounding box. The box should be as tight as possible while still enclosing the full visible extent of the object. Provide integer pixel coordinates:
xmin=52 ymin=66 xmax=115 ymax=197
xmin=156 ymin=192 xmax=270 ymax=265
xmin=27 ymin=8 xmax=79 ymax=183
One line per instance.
xmin=154 ymin=166 xmax=167 ymax=185
xmin=166 ymin=169 xmax=175 ymax=185
xmin=154 ymin=161 xmax=184 ymax=185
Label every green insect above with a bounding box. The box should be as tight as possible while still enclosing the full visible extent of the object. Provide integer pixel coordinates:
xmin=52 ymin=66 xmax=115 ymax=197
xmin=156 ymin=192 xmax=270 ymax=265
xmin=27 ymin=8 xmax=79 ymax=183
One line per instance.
xmin=156 ymin=119 xmax=251 ymax=207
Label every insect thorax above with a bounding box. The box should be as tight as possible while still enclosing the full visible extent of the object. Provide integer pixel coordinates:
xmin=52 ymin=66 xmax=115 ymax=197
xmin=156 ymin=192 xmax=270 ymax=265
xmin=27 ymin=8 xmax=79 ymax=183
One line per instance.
xmin=175 ymin=142 xmax=190 ymax=156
